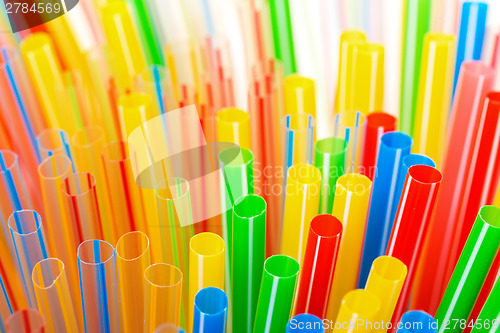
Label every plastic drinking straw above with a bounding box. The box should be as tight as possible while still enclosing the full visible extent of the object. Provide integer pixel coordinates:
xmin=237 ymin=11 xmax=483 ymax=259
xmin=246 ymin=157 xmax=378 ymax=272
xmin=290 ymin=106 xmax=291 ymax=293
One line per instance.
xmin=144 ymin=263 xmax=183 ymax=332
xmin=8 ymin=210 xmax=49 ymax=308
xmin=253 ymin=255 xmax=300 ymax=333
xmin=351 ymin=43 xmax=384 ymax=115
xmin=411 ymin=62 xmax=495 ymax=313
xmin=231 ymin=194 xmax=266 ymax=333
xmin=333 ymin=289 xmax=381 ymax=333
xmin=216 ymin=108 xmax=252 ymax=150
xmin=314 ymin=137 xmax=346 ymax=214
xmin=269 ymin=0 xmax=295 ymax=75
xmin=118 ymin=93 xmax=158 ymax=141
xmin=400 ymin=0 xmax=431 ymax=135
xmin=335 ymin=30 xmax=366 ymax=113
xmin=36 ymin=129 xmax=74 ymax=170
xmin=326 ymin=174 xmax=372 ymax=321
xmin=193 ymin=287 xmax=228 ymax=333
xmin=471 ymin=274 xmax=500 ymax=333
xmin=396 ymin=311 xmax=437 ymax=333
xmin=77 ymin=239 xmax=121 ymax=333
xmin=362 ymin=113 xmax=398 ymax=180
xmin=71 ymin=127 xmax=114 ymax=243
xmin=282 ymin=113 xmax=314 ymax=171
xmin=435 ymin=206 xmax=500 ymax=333
xmin=137 ymin=65 xmax=177 ymax=114
xmin=364 ymin=256 xmax=407 ymax=332
xmin=281 ymin=163 xmax=321 ymax=263
xmin=284 ymin=74 xmax=316 ymax=118
xmin=189 ymin=232 xmax=225 ymax=332
xmin=154 ymin=324 xmax=186 ymax=333
xmin=115 ymin=231 xmax=151 ymax=333
xmin=385 ymin=165 xmax=442 ymax=326
xmin=358 ymin=132 xmax=412 ymax=287
xmin=101 ymin=1 xmax=147 ymax=92
xmin=32 ymin=258 xmax=79 ymax=333
xmin=5 ymin=309 xmax=44 ymax=333
xmin=295 ymin=215 xmax=342 ymax=318
xmin=412 ymin=33 xmax=455 ymax=163
xmin=453 ymin=2 xmax=488 ymax=94
xmin=333 ymin=111 xmax=367 ymax=174
xmin=287 ymin=313 xmax=324 ymax=333
xmin=0 ymin=274 xmax=12 ymax=333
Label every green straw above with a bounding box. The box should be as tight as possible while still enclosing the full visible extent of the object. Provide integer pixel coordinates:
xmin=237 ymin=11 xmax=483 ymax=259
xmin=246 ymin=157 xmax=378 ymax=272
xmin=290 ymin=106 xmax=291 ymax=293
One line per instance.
xmin=314 ymin=137 xmax=346 ymax=214
xmin=268 ymin=0 xmax=296 ymax=75
xmin=232 ymin=194 xmax=266 ymax=333
xmin=436 ymin=206 xmax=500 ymax=333
xmin=471 ymin=275 xmax=500 ymax=333
xmin=400 ymin=0 xmax=431 ymax=135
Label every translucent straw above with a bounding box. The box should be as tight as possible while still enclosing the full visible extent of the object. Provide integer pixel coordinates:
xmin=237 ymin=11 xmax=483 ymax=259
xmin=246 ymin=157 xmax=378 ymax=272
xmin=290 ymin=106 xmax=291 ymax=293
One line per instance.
xmin=154 ymin=324 xmax=186 ymax=333
xmin=192 ymin=287 xmax=228 ymax=333
xmin=36 ymin=129 xmax=74 ymax=169
xmin=282 ymin=114 xmax=314 ymax=171
xmin=0 ymin=274 xmax=12 ymax=332
xmin=333 ymin=111 xmax=367 ymax=174
xmin=5 ymin=309 xmax=44 ymax=333
xmin=32 ymin=258 xmax=78 ymax=332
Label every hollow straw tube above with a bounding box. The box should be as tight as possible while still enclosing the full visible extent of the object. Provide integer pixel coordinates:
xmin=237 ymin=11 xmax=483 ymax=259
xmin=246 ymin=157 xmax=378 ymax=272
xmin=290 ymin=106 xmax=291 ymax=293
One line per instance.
xmin=294 ymin=215 xmax=342 ymax=318
xmin=193 ymin=287 xmax=228 ymax=333
xmin=32 ymin=258 xmax=79 ymax=333
xmin=154 ymin=324 xmax=186 ymax=333
xmin=412 ymin=33 xmax=455 ymax=164
xmin=36 ymin=129 xmax=74 ymax=167
xmin=189 ymin=233 xmax=225 ymax=332
xmin=385 ymin=165 xmax=442 ymax=326
xmin=326 ymin=174 xmax=372 ymax=321
xmin=0 ymin=274 xmax=12 ymax=332
xmin=365 ymin=256 xmax=407 ymax=332
xmin=358 ymin=132 xmax=412 ymax=286
xmin=411 ymin=62 xmax=495 ymax=313
xmin=281 ymin=164 xmax=321 ymax=263
xmin=453 ymin=2 xmax=488 ymax=94
xmin=216 ymin=108 xmax=252 ymax=150
xmin=435 ymin=206 xmax=500 ymax=333
xmin=8 ymin=210 xmax=49 ymax=308
xmin=116 ymin=231 xmax=151 ymax=333
xmin=396 ymin=311 xmax=437 ymax=333
xmin=351 ymin=43 xmax=384 ymax=115
xmin=287 ymin=313 xmax=324 ymax=333
xmin=333 ymin=111 xmax=367 ymax=174
xmin=269 ymin=0 xmax=296 ymax=75
xmin=144 ymin=263 xmax=183 ymax=332
xmin=253 ymin=255 xmax=300 ymax=333
xmin=284 ymin=74 xmax=316 ymax=118
xmin=333 ymin=289 xmax=381 ymax=333
xmin=5 ymin=309 xmax=44 ymax=333
xmin=282 ymin=114 xmax=314 ymax=170
xmin=136 ymin=65 xmax=176 ymax=114
xmin=314 ymin=138 xmax=346 ymax=214
xmin=118 ymin=93 xmax=158 ymax=141
xmin=400 ymin=0 xmax=431 ymax=135
xmin=232 ymin=194 xmax=266 ymax=333
xmin=362 ymin=113 xmax=398 ymax=180
xmin=77 ymin=239 xmax=121 ymax=332
xmin=471 ymin=274 xmax=500 ymax=333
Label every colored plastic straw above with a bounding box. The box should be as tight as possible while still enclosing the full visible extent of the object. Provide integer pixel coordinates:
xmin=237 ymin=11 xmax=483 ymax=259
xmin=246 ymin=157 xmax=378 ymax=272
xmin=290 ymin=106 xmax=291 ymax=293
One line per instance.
xmin=327 ymin=174 xmax=372 ymax=320
xmin=358 ymin=132 xmax=412 ymax=286
xmin=471 ymin=273 xmax=500 ymax=333
xmin=101 ymin=1 xmax=146 ymax=92
xmin=287 ymin=313 xmax=324 ymax=333
xmin=32 ymin=258 xmax=78 ymax=333
xmin=269 ymin=0 xmax=296 ymax=75
xmin=295 ymin=214 xmax=342 ymax=318
xmin=216 ymin=108 xmax=252 ymax=150
xmin=314 ymin=137 xmax=346 ymax=214
xmin=144 ymin=263 xmax=183 ymax=332
xmin=333 ymin=111 xmax=367 ymax=174
xmin=385 ymin=165 xmax=442 ymax=325
xmin=284 ymin=74 xmax=316 ymax=118
xmin=189 ymin=233 xmax=225 ymax=332
xmin=36 ymin=129 xmax=74 ymax=168
xmin=333 ymin=289 xmax=381 ymax=333
xmin=281 ymin=163 xmax=321 ymax=263
xmin=453 ymin=2 xmax=488 ymax=94
xmin=362 ymin=113 xmax=398 ymax=180
xmin=154 ymin=324 xmax=186 ymax=333
xmin=116 ymin=231 xmax=151 ymax=333
xmin=232 ymin=194 xmax=266 ymax=333
xmin=118 ymin=93 xmax=158 ymax=141
xmin=253 ymin=255 xmax=299 ymax=333
xmin=435 ymin=206 xmax=500 ymax=333
xmin=412 ymin=63 xmax=495 ymax=313
xmin=400 ymin=0 xmax=431 ymax=134
xmin=282 ymin=114 xmax=314 ymax=170
xmin=0 ymin=274 xmax=12 ymax=332
xmin=352 ymin=43 xmax=384 ymax=115
xmin=396 ymin=311 xmax=437 ymax=333
xmin=8 ymin=210 xmax=49 ymax=308
xmin=77 ymin=239 xmax=121 ymax=332
xmin=365 ymin=256 xmax=407 ymax=332
xmin=5 ymin=309 xmax=44 ymax=333
xmin=335 ymin=30 xmax=366 ymax=113
xmin=193 ymin=287 xmax=228 ymax=333
xmin=413 ymin=33 xmax=455 ymax=164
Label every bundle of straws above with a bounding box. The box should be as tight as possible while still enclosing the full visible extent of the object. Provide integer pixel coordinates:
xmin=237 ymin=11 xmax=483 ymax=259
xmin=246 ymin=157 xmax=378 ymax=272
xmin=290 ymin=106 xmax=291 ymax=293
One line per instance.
xmin=0 ymin=0 xmax=500 ymax=332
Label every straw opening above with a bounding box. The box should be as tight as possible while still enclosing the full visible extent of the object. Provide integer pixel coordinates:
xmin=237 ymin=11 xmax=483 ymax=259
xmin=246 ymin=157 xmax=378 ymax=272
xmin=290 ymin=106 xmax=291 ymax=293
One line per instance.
xmin=315 ymin=137 xmax=346 ymax=155
xmin=62 ymin=172 xmax=96 ymax=197
xmin=77 ymin=239 xmax=115 ymax=266
xmin=116 ymin=231 xmax=150 ymax=262
xmin=310 ymin=215 xmax=343 ymax=238
xmin=264 ymin=255 xmax=299 ymax=278
xmin=194 ymin=287 xmax=228 ymax=316
xmin=38 ymin=155 xmax=71 ymax=179
xmin=217 ymin=108 xmax=249 ymax=123
xmin=381 ymin=132 xmax=413 ymax=150
xmin=336 ymin=174 xmax=372 ymax=195
xmin=144 ymin=263 xmax=182 ymax=288
xmin=408 ymin=165 xmax=442 ymax=184
xmin=233 ymin=195 xmax=266 ymax=219
xmin=288 ymin=164 xmax=322 ymax=185
xmin=478 ymin=205 xmax=500 ymax=228
xmin=219 ymin=147 xmax=253 ymax=166
xmin=72 ymin=126 xmax=104 ymax=148
xmin=156 ymin=177 xmax=189 ymax=201
xmin=190 ymin=233 xmax=225 ymax=257
xmin=32 ymin=258 xmax=64 ymax=290
xmin=372 ymin=256 xmax=407 ymax=281
xmin=8 ymin=210 xmax=42 ymax=236
xmin=0 ymin=150 xmax=18 ymax=172
xmin=367 ymin=113 xmax=397 ymax=129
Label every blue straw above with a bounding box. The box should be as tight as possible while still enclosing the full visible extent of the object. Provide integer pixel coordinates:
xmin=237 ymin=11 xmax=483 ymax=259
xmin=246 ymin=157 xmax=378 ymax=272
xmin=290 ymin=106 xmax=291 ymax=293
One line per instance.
xmin=193 ymin=287 xmax=228 ymax=333
xmin=396 ymin=310 xmax=437 ymax=333
xmin=286 ymin=313 xmax=324 ymax=333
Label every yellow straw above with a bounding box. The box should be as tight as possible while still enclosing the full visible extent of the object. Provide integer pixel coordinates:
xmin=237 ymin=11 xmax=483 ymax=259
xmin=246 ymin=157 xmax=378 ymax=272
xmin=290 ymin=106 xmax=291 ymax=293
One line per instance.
xmin=216 ymin=108 xmax=252 ymax=150
xmin=333 ymin=289 xmax=381 ymax=333
xmin=284 ymin=74 xmax=316 ymax=119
